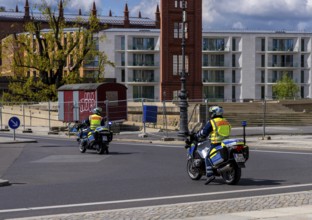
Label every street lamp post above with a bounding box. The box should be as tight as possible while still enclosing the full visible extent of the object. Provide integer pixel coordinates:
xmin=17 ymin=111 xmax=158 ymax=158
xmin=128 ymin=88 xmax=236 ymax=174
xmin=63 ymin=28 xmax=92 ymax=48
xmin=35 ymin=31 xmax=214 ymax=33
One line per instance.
xmin=178 ymin=0 xmax=189 ymax=137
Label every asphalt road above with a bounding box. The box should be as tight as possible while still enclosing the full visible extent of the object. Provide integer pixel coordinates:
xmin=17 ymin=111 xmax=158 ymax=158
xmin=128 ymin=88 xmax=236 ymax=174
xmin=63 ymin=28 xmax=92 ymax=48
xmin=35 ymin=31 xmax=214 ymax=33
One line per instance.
xmin=0 ymin=136 xmax=312 ymax=219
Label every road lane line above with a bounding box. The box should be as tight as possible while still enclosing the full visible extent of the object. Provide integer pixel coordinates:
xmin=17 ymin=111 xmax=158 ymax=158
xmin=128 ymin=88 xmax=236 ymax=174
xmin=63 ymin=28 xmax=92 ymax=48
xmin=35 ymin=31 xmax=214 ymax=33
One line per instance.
xmin=1 ymin=183 xmax=312 ymax=213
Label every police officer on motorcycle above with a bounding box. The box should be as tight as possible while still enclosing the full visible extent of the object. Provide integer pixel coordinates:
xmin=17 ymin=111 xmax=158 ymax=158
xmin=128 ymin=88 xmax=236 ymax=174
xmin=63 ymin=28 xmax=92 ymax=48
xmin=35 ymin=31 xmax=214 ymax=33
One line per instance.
xmin=194 ymin=106 xmax=231 ymax=185
xmin=85 ymin=107 xmax=105 ymax=130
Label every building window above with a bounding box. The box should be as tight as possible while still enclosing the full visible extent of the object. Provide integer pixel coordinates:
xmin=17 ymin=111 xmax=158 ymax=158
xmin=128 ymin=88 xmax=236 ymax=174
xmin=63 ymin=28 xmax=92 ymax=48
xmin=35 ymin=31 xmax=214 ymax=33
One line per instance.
xmin=133 ymin=54 xmax=154 ymax=66
xmin=173 ymin=54 xmax=189 ymax=75
xmin=133 ymin=86 xmax=154 ymax=99
xmin=175 ymin=0 xmax=187 ymax=8
xmin=272 ymin=39 xmax=293 ymax=51
xmin=301 ymin=38 xmax=305 ymax=52
xmin=261 ymin=55 xmax=265 ymax=67
xmin=133 ymin=70 xmax=154 ymax=82
xmin=203 ymin=86 xmax=224 ymax=100
xmin=261 ymin=38 xmax=265 ymax=51
xmin=301 ymin=86 xmax=304 ymax=98
xmin=232 ymin=38 xmax=236 ymax=51
xmin=121 ymin=36 xmax=125 ymax=50
xmin=232 ymin=54 xmax=236 ymax=67
xmin=232 ymin=86 xmax=236 ymax=100
xmin=133 ymin=37 xmax=154 ymax=50
xmin=121 ymin=69 xmax=125 ymax=82
xmin=232 ymin=70 xmax=236 ymax=83
xmin=261 ymin=70 xmax=265 ymax=83
xmin=174 ymin=22 xmax=188 ymax=39
xmin=301 ymin=55 xmax=305 ymax=68
xmin=203 ymin=38 xmax=224 ymax=51
xmin=121 ymin=53 xmax=125 ymax=66
xmin=301 ymin=71 xmax=305 ymax=83
xmin=203 ymin=70 xmax=224 ymax=82
xmin=261 ymin=86 xmax=265 ymax=99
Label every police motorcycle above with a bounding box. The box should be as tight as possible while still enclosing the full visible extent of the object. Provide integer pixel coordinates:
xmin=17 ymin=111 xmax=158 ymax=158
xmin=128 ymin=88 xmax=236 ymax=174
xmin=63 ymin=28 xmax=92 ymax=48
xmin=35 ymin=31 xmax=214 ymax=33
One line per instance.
xmin=185 ymin=124 xmax=249 ymax=185
xmin=74 ymin=121 xmax=113 ymax=154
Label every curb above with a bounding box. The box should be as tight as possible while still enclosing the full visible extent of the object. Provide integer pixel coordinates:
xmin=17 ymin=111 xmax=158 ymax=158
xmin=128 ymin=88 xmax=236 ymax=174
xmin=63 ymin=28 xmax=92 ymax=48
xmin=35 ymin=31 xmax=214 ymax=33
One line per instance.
xmin=0 ymin=139 xmax=37 ymax=144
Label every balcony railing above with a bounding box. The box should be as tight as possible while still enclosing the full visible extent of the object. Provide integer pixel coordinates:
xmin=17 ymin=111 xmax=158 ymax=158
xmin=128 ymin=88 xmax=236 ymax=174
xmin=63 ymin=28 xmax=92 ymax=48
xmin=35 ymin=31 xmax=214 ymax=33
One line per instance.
xmin=129 ymin=62 xmax=158 ymax=67
xmin=129 ymin=78 xmax=157 ymax=82
xmin=202 ymin=61 xmax=228 ymax=67
xmin=268 ymin=62 xmax=298 ymax=68
xmin=202 ymin=46 xmax=229 ymax=52
xmin=129 ymin=45 xmax=155 ymax=50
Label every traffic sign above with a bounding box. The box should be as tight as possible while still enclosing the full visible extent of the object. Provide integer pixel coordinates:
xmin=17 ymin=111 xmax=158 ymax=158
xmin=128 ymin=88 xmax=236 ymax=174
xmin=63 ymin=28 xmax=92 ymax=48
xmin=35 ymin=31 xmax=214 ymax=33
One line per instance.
xmin=8 ymin=116 xmax=20 ymax=129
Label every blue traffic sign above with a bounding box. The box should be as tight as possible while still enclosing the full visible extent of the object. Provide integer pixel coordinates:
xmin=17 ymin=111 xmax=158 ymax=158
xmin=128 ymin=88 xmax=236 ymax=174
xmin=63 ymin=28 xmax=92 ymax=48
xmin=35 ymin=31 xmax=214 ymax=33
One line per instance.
xmin=241 ymin=121 xmax=247 ymax=127
xmin=8 ymin=116 xmax=20 ymax=129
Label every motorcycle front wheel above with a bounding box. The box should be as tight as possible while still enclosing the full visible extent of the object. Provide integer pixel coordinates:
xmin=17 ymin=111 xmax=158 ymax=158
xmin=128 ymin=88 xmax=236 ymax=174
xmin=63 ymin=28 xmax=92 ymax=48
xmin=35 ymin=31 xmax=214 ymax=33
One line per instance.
xmin=187 ymin=159 xmax=202 ymax=180
xmin=79 ymin=143 xmax=86 ymax=153
xmin=221 ymin=163 xmax=241 ymax=185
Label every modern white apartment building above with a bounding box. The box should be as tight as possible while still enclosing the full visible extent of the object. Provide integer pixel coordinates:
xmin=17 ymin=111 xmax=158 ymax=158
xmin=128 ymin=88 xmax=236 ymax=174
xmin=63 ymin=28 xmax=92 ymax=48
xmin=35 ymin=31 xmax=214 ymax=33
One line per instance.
xmin=101 ymin=28 xmax=312 ymax=101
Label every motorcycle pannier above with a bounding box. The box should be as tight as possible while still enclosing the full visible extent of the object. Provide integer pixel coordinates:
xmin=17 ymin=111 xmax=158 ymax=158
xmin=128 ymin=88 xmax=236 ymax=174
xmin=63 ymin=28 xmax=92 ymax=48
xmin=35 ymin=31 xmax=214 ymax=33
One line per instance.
xmin=209 ymin=145 xmax=228 ymax=166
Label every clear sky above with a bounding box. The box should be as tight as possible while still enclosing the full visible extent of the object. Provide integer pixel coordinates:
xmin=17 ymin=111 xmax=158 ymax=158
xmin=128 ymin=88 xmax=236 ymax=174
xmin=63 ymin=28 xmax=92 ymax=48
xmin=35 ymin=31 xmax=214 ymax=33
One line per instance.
xmin=1 ymin=0 xmax=312 ymax=31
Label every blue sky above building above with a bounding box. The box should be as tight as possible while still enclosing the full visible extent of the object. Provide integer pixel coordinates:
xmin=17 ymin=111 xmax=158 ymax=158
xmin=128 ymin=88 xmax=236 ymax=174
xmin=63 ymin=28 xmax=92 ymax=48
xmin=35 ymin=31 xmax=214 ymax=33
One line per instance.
xmin=1 ymin=0 xmax=312 ymax=31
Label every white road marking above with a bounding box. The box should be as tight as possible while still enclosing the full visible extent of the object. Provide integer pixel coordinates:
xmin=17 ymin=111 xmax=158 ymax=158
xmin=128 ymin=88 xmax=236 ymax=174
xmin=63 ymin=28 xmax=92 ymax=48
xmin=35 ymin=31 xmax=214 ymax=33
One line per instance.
xmin=1 ymin=183 xmax=312 ymax=213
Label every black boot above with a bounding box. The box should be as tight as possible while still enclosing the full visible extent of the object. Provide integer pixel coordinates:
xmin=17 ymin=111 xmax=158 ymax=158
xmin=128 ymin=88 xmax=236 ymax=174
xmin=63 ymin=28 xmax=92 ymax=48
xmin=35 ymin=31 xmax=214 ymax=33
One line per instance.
xmin=205 ymin=176 xmax=215 ymax=185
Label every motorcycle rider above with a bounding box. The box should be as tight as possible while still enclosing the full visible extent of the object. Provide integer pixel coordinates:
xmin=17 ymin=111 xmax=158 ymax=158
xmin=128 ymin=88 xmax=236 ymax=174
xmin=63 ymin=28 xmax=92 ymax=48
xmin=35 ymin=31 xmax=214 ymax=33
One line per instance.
xmin=79 ymin=107 xmax=105 ymax=143
xmin=85 ymin=107 xmax=105 ymax=130
xmin=193 ymin=105 xmax=231 ymax=185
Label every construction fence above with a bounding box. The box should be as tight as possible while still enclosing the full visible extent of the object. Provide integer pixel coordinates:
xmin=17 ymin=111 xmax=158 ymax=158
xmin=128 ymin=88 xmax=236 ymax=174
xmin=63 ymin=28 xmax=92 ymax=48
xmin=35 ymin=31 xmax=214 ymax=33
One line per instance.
xmin=1 ymin=99 xmax=312 ymax=133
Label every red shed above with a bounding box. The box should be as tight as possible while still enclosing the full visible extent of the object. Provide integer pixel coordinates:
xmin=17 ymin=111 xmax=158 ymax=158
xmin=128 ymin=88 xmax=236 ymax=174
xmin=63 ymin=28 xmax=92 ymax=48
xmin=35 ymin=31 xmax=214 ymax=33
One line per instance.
xmin=58 ymin=83 xmax=127 ymax=123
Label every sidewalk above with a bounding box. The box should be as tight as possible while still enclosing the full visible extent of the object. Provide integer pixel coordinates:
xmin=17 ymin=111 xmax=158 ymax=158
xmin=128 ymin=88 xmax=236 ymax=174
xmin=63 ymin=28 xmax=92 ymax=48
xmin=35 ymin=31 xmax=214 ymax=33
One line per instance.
xmin=1 ymin=126 xmax=312 ymax=220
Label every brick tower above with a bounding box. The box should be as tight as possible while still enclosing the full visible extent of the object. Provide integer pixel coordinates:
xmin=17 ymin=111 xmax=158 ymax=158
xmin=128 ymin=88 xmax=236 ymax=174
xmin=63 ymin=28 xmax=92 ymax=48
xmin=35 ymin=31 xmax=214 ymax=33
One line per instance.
xmin=160 ymin=0 xmax=202 ymax=101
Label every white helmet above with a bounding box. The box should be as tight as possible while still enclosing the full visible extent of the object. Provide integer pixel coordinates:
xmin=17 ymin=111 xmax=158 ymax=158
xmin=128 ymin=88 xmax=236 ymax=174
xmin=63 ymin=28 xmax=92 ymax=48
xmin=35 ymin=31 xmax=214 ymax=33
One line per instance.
xmin=91 ymin=107 xmax=102 ymax=115
xmin=209 ymin=106 xmax=223 ymax=118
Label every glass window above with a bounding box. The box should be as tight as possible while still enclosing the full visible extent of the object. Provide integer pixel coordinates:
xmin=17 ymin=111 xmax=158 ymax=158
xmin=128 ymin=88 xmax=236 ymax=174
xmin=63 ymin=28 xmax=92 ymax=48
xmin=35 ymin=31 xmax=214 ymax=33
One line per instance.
xmin=203 ymin=86 xmax=224 ymax=100
xmin=173 ymin=54 xmax=189 ymax=75
xmin=203 ymin=38 xmax=224 ymax=51
xmin=174 ymin=22 xmax=188 ymax=39
xmin=232 ymin=70 xmax=236 ymax=83
xmin=261 ymin=38 xmax=265 ymax=51
xmin=133 ymin=86 xmax=154 ymax=99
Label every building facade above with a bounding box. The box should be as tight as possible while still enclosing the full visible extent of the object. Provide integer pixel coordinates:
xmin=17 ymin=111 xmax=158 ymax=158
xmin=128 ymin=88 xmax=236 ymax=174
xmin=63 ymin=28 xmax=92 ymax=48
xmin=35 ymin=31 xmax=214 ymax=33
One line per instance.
xmin=101 ymin=29 xmax=312 ymax=101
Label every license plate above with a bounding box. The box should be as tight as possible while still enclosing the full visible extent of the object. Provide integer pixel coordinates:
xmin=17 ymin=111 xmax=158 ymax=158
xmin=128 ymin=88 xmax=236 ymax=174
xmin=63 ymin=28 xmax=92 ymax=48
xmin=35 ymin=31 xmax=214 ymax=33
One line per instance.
xmin=234 ymin=153 xmax=245 ymax=163
xmin=102 ymin=136 xmax=108 ymax=141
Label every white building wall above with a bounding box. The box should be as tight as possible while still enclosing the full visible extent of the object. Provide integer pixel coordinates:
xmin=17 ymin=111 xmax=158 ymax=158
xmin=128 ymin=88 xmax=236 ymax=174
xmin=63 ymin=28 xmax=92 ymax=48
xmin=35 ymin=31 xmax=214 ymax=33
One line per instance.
xmin=99 ymin=29 xmax=312 ymax=101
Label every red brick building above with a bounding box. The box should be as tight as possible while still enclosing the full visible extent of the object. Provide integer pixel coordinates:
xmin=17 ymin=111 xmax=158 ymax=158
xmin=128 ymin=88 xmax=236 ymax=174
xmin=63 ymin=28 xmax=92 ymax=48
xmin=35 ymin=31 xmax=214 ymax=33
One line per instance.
xmin=160 ymin=0 xmax=202 ymax=100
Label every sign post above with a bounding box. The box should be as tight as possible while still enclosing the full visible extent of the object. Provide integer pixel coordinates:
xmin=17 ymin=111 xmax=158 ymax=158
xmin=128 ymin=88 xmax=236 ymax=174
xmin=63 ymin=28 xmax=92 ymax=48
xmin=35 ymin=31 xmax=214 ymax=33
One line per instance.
xmin=241 ymin=121 xmax=247 ymax=145
xmin=8 ymin=116 xmax=20 ymax=140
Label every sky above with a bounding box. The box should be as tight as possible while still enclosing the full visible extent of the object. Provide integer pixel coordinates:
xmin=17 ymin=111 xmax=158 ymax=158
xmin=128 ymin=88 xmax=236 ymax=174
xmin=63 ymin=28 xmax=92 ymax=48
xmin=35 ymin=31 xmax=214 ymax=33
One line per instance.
xmin=2 ymin=0 xmax=312 ymax=31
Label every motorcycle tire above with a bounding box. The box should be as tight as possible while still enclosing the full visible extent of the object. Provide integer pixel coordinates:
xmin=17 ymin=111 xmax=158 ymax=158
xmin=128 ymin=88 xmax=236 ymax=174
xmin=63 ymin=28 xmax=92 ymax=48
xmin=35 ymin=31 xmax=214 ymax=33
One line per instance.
xmin=95 ymin=143 xmax=105 ymax=154
xmin=187 ymin=159 xmax=202 ymax=180
xmin=79 ymin=143 xmax=86 ymax=153
xmin=221 ymin=163 xmax=241 ymax=185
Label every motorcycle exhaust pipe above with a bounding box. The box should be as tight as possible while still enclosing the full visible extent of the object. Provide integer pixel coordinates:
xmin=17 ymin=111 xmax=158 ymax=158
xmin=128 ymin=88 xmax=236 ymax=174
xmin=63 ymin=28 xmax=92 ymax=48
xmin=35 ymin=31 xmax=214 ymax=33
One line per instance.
xmin=217 ymin=164 xmax=232 ymax=174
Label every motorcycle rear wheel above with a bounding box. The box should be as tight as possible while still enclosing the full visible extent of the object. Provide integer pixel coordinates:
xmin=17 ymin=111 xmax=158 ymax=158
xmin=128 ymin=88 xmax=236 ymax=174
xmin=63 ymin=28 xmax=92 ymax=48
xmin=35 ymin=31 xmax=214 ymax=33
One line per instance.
xmin=95 ymin=143 xmax=105 ymax=154
xmin=187 ymin=159 xmax=202 ymax=180
xmin=221 ymin=163 xmax=241 ymax=185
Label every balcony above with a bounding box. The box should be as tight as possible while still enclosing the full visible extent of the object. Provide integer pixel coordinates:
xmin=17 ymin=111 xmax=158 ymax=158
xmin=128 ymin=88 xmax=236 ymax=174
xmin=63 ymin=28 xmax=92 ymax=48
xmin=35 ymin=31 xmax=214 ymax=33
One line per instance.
xmin=267 ymin=47 xmax=299 ymax=53
xmin=128 ymin=45 xmax=155 ymax=51
xmin=202 ymin=46 xmax=229 ymax=52
xmin=202 ymin=61 xmax=229 ymax=68
xmin=268 ymin=62 xmax=298 ymax=68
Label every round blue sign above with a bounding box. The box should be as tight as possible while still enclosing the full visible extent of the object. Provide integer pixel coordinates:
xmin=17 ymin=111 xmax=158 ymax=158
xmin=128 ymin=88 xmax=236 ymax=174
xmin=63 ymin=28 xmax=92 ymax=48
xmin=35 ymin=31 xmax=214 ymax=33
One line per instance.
xmin=241 ymin=121 xmax=247 ymax=127
xmin=8 ymin=116 xmax=20 ymax=129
